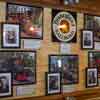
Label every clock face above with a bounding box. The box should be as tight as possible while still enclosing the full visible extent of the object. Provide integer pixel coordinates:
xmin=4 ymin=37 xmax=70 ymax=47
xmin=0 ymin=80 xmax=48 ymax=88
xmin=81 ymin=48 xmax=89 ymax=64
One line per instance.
xmin=52 ymin=11 xmax=76 ymax=42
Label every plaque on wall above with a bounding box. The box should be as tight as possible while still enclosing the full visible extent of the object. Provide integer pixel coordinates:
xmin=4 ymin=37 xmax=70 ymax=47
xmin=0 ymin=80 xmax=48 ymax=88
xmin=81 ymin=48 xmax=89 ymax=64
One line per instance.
xmin=52 ymin=9 xmax=77 ymax=43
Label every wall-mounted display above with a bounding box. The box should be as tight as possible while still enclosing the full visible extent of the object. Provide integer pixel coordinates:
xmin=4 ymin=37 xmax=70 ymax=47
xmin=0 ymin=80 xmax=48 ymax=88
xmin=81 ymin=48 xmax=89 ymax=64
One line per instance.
xmin=86 ymin=68 xmax=98 ymax=88
xmin=81 ymin=30 xmax=94 ymax=49
xmin=45 ymin=72 xmax=61 ymax=95
xmin=49 ymin=55 xmax=79 ymax=84
xmin=88 ymin=51 xmax=100 ymax=77
xmin=52 ymin=10 xmax=77 ymax=43
xmin=84 ymin=14 xmax=100 ymax=42
xmin=0 ymin=50 xmax=36 ymax=85
xmin=62 ymin=0 xmax=79 ymax=5
xmin=1 ymin=23 xmax=20 ymax=48
xmin=7 ymin=3 xmax=43 ymax=39
xmin=0 ymin=72 xmax=12 ymax=97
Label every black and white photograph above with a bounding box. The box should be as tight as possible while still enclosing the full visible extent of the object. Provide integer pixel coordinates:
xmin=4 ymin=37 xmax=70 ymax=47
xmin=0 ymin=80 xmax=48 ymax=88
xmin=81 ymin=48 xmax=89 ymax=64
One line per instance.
xmin=45 ymin=72 xmax=61 ymax=95
xmin=0 ymin=72 xmax=12 ymax=97
xmin=49 ymin=55 xmax=79 ymax=84
xmin=86 ymin=68 xmax=98 ymax=88
xmin=1 ymin=23 xmax=20 ymax=48
xmin=81 ymin=30 xmax=94 ymax=49
xmin=0 ymin=50 xmax=36 ymax=85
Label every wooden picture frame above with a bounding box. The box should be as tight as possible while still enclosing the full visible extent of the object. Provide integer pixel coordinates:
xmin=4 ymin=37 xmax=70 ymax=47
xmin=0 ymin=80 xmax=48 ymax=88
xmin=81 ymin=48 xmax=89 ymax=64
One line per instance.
xmin=1 ymin=23 xmax=20 ymax=48
xmin=0 ymin=50 xmax=36 ymax=85
xmin=6 ymin=3 xmax=43 ymax=39
xmin=49 ymin=55 xmax=79 ymax=85
xmin=0 ymin=72 xmax=12 ymax=97
xmin=81 ymin=30 xmax=94 ymax=49
xmin=86 ymin=68 xmax=98 ymax=88
xmin=45 ymin=72 xmax=61 ymax=95
xmin=84 ymin=14 xmax=100 ymax=42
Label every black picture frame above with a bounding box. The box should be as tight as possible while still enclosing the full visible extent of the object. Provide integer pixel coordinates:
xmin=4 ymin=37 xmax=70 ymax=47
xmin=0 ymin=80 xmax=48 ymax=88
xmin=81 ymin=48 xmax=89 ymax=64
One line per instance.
xmin=0 ymin=50 xmax=36 ymax=85
xmin=81 ymin=29 xmax=94 ymax=49
xmin=84 ymin=14 xmax=100 ymax=42
xmin=6 ymin=2 xmax=43 ymax=39
xmin=0 ymin=72 xmax=13 ymax=98
xmin=86 ymin=67 xmax=98 ymax=88
xmin=88 ymin=51 xmax=100 ymax=77
xmin=52 ymin=9 xmax=77 ymax=43
xmin=45 ymin=72 xmax=61 ymax=95
xmin=1 ymin=23 xmax=20 ymax=48
xmin=49 ymin=55 xmax=79 ymax=85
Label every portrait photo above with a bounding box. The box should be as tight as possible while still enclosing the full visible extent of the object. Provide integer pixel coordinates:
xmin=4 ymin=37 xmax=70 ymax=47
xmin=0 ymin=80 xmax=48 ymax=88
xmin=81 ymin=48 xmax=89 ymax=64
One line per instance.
xmin=0 ymin=50 xmax=36 ymax=85
xmin=49 ymin=55 xmax=79 ymax=84
xmin=1 ymin=23 xmax=20 ymax=48
xmin=0 ymin=72 xmax=12 ymax=97
xmin=45 ymin=72 xmax=61 ymax=95
xmin=85 ymin=14 xmax=100 ymax=42
xmin=81 ymin=30 xmax=94 ymax=49
xmin=7 ymin=3 xmax=43 ymax=39
xmin=86 ymin=68 xmax=98 ymax=88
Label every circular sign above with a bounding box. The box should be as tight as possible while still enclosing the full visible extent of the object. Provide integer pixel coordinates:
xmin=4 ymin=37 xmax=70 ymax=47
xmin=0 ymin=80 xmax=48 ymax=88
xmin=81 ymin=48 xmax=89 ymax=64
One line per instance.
xmin=53 ymin=12 xmax=76 ymax=42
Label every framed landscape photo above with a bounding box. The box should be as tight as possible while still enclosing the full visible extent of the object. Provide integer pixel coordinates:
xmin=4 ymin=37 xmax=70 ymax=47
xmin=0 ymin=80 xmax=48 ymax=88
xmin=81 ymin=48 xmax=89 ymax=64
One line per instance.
xmin=45 ymin=72 xmax=61 ymax=95
xmin=81 ymin=30 xmax=94 ymax=49
xmin=0 ymin=50 xmax=36 ymax=85
xmin=1 ymin=23 xmax=20 ymax=48
xmin=0 ymin=72 xmax=12 ymax=97
xmin=52 ymin=9 xmax=77 ymax=43
xmin=7 ymin=3 xmax=43 ymax=39
xmin=84 ymin=14 xmax=100 ymax=42
xmin=49 ymin=55 xmax=79 ymax=84
xmin=88 ymin=51 xmax=100 ymax=77
xmin=86 ymin=68 xmax=98 ymax=88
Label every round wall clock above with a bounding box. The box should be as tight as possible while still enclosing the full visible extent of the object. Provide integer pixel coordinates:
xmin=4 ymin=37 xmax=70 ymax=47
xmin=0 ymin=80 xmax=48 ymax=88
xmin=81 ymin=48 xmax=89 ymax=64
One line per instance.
xmin=52 ymin=11 xmax=76 ymax=42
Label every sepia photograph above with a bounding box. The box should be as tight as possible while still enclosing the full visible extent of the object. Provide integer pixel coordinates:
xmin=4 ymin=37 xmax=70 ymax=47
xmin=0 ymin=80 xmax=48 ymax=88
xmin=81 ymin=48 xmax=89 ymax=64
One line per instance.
xmin=86 ymin=68 xmax=98 ymax=88
xmin=0 ymin=72 xmax=12 ymax=97
xmin=7 ymin=3 xmax=43 ymax=39
xmin=1 ymin=23 xmax=20 ymax=48
xmin=49 ymin=55 xmax=79 ymax=84
xmin=0 ymin=50 xmax=36 ymax=85
xmin=81 ymin=30 xmax=94 ymax=49
xmin=45 ymin=72 xmax=61 ymax=95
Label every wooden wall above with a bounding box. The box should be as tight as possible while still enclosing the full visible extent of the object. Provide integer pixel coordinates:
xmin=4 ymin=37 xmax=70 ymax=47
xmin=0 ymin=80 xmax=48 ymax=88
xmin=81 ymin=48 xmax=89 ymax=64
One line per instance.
xmin=0 ymin=0 xmax=100 ymax=100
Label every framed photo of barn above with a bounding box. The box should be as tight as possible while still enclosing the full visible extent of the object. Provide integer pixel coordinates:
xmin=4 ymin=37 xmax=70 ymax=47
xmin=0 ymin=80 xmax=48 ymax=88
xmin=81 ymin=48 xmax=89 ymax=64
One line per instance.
xmin=0 ymin=50 xmax=36 ymax=85
xmin=7 ymin=3 xmax=43 ymax=39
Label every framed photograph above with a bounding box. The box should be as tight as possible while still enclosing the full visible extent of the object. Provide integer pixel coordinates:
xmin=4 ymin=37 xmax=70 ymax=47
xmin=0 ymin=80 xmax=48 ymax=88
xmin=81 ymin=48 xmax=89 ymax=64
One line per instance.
xmin=88 ymin=51 xmax=100 ymax=77
xmin=52 ymin=9 xmax=77 ymax=43
xmin=0 ymin=50 xmax=36 ymax=85
xmin=1 ymin=23 xmax=20 ymax=48
xmin=45 ymin=72 xmax=61 ymax=95
xmin=86 ymin=68 xmax=98 ymax=88
xmin=62 ymin=0 xmax=79 ymax=5
xmin=84 ymin=14 xmax=100 ymax=42
xmin=49 ymin=55 xmax=79 ymax=84
xmin=7 ymin=3 xmax=43 ymax=39
xmin=81 ymin=30 xmax=94 ymax=49
xmin=0 ymin=72 xmax=12 ymax=97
